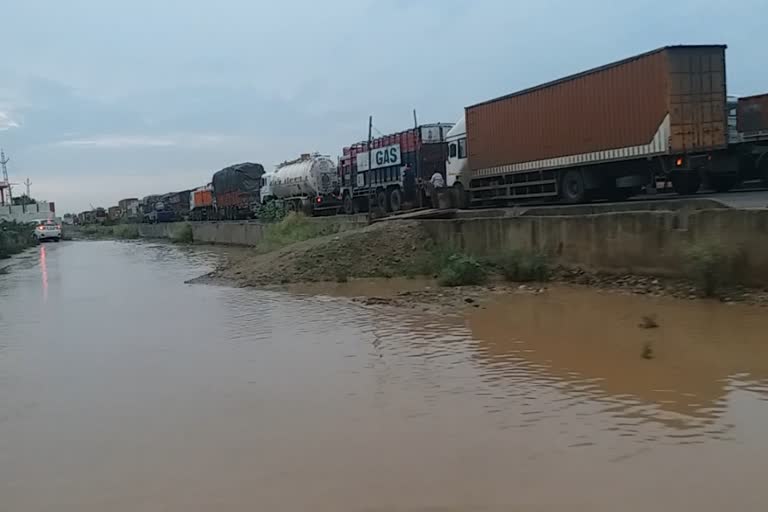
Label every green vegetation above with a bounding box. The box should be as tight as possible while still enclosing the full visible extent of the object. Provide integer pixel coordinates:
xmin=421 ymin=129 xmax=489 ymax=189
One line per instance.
xmin=112 ymin=224 xmax=140 ymax=239
xmin=686 ymin=242 xmax=730 ymax=297
xmin=437 ymin=254 xmax=487 ymax=287
xmin=0 ymin=221 xmax=35 ymax=259
xmin=495 ymin=250 xmax=550 ymax=282
xmin=170 ymin=223 xmax=194 ymax=244
xmin=258 ymin=212 xmax=340 ymax=253
xmin=253 ymin=201 xmax=288 ymax=223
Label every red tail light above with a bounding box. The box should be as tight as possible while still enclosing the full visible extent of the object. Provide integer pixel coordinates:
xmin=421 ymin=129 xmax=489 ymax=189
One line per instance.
xmin=316 ymin=196 xmax=322 ymax=204
xmin=675 ymin=157 xmax=684 ymax=167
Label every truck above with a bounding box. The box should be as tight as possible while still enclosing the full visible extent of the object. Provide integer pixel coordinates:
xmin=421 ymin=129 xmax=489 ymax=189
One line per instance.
xmin=446 ymin=45 xmax=768 ymax=206
xmin=338 ymin=123 xmax=453 ymax=214
xmin=736 ymin=93 xmax=768 ymax=182
xmin=140 ymin=195 xmax=174 ymax=223
xmin=189 ymin=185 xmax=215 ymax=221
xmin=263 ymin=153 xmax=340 ymax=215
xmin=118 ymin=198 xmax=140 ymax=221
xmin=161 ymin=190 xmax=192 ymax=221
xmin=211 ymin=162 xmax=265 ymax=220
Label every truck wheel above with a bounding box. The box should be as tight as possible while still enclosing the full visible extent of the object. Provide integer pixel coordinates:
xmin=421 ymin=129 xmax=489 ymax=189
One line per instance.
xmin=343 ymin=194 xmax=354 ymax=215
xmin=376 ymin=190 xmax=388 ymax=212
xmin=671 ymin=173 xmax=701 ymax=195
xmin=710 ymin=175 xmax=738 ymax=193
xmin=760 ymin=157 xmax=768 ymax=187
xmin=453 ymin=182 xmax=468 ymax=209
xmin=389 ymin=188 xmax=402 ymax=212
xmin=560 ymin=169 xmax=586 ymax=203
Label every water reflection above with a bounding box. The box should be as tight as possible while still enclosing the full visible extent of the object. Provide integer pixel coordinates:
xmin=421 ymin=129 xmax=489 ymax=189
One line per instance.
xmin=39 ymin=245 xmax=48 ymax=302
xmin=467 ymin=287 xmax=768 ymax=440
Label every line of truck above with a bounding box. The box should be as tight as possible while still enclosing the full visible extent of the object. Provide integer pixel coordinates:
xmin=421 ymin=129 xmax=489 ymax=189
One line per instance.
xmin=114 ymin=44 xmax=767 ymax=223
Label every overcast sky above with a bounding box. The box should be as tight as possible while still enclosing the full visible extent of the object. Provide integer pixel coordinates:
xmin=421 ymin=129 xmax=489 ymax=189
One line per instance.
xmin=1 ymin=0 xmax=766 ymax=213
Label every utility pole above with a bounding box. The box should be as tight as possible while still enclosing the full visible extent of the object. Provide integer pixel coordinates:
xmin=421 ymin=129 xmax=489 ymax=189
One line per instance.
xmin=413 ymin=109 xmax=418 ymax=129
xmin=367 ymin=115 xmax=373 ymax=223
xmin=0 ymin=149 xmax=10 ymax=199
xmin=0 ymin=149 xmax=11 ymax=207
xmin=24 ymin=178 xmax=32 ymax=199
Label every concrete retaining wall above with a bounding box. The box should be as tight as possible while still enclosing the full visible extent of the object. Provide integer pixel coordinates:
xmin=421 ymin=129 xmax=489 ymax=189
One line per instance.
xmin=420 ymin=209 xmax=768 ymax=287
xmin=138 ymin=215 xmax=369 ymax=246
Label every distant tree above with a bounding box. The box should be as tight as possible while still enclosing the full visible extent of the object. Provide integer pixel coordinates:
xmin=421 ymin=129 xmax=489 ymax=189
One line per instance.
xmin=12 ymin=194 xmax=37 ymax=206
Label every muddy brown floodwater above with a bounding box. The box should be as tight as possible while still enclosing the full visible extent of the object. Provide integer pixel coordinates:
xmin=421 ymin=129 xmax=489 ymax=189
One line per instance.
xmin=2 ymin=240 xmax=768 ymax=511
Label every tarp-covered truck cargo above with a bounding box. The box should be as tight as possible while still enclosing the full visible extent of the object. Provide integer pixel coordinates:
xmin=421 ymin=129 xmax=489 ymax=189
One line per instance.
xmin=212 ymin=162 xmax=265 ymax=220
xmin=463 ymin=45 xmax=729 ymax=201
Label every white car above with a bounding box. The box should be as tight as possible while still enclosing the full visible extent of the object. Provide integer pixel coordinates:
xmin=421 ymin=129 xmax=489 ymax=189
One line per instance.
xmin=33 ymin=219 xmax=62 ymax=242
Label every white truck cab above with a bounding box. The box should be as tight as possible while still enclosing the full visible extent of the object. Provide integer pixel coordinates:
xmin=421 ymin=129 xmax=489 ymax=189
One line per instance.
xmin=445 ymin=115 xmax=469 ymax=207
xmin=445 ymin=115 xmax=468 ymax=187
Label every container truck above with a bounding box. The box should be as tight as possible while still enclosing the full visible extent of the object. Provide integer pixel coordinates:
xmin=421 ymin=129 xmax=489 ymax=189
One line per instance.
xmin=189 ymin=185 xmax=214 ymax=221
xmin=339 ymin=123 xmax=453 ymax=214
xmin=211 ymin=162 xmax=265 ymax=220
xmin=736 ymin=93 xmax=768 ymax=182
xmin=447 ymin=45 xmax=768 ymax=206
xmin=263 ymin=153 xmax=341 ymax=215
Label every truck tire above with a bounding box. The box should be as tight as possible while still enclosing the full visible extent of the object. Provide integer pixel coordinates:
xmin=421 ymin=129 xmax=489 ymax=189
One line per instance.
xmin=671 ymin=173 xmax=701 ymax=195
xmin=560 ymin=169 xmax=586 ymax=203
xmin=710 ymin=175 xmax=738 ymax=193
xmin=760 ymin=157 xmax=768 ymax=187
xmin=389 ymin=188 xmax=402 ymax=212
xmin=343 ymin=194 xmax=355 ymax=215
xmin=376 ymin=190 xmax=388 ymax=212
xmin=453 ymin=182 xmax=468 ymax=209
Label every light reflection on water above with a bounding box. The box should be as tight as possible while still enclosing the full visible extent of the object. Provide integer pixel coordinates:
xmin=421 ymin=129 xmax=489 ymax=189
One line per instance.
xmin=1 ymin=241 xmax=768 ymax=511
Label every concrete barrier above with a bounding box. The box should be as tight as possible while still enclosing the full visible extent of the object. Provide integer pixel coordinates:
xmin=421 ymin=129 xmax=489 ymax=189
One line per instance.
xmin=420 ymin=209 xmax=768 ymax=287
xmin=138 ymin=215 xmax=369 ymax=246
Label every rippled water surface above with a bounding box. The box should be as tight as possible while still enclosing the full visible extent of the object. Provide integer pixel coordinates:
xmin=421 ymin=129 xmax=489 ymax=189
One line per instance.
xmin=2 ymin=241 xmax=768 ymax=511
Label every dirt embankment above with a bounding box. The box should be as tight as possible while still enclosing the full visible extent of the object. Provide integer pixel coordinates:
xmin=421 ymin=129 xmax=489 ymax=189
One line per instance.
xmin=202 ymin=221 xmax=438 ymax=286
xmin=194 ymin=217 xmax=768 ymax=308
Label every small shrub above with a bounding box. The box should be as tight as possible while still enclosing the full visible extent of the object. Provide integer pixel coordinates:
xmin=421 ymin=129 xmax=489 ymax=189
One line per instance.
xmin=112 ymin=224 xmax=140 ymax=239
xmin=403 ymin=245 xmax=454 ymax=278
xmin=79 ymin=224 xmax=103 ymax=236
xmin=171 ymin=223 xmax=194 ymax=244
xmin=438 ymin=254 xmax=487 ymax=287
xmin=497 ymin=250 xmax=550 ymax=282
xmin=254 ymin=201 xmax=288 ymax=223
xmin=686 ymin=242 xmax=729 ymax=297
xmin=259 ymin=212 xmax=335 ymax=252
xmin=0 ymin=221 xmax=34 ymax=258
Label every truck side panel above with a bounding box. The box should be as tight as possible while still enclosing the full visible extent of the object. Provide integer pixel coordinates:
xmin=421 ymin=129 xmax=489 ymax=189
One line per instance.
xmin=466 ymin=48 xmax=669 ymax=176
xmin=466 ymin=45 xmax=727 ymax=179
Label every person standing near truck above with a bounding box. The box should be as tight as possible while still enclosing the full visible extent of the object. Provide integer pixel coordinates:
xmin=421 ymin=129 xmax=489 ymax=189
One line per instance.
xmin=429 ymin=170 xmax=445 ymax=207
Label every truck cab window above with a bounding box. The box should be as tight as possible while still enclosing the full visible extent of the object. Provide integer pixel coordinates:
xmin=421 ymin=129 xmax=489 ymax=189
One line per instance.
xmin=449 ymin=143 xmax=457 ymax=158
xmin=458 ymin=138 xmax=467 ymax=159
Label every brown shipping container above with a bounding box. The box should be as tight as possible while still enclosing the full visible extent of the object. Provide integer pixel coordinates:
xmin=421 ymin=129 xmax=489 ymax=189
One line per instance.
xmin=467 ymin=45 xmax=727 ymax=176
xmin=737 ymin=93 xmax=768 ymax=136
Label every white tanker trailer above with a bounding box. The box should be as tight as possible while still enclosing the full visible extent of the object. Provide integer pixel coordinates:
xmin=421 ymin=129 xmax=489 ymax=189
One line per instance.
xmin=262 ymin=153 xmax=341 ymax=214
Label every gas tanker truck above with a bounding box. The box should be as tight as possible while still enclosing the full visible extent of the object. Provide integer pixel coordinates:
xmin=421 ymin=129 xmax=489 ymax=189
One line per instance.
xmin=261 ymin=153 xmax=341 ymax=215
